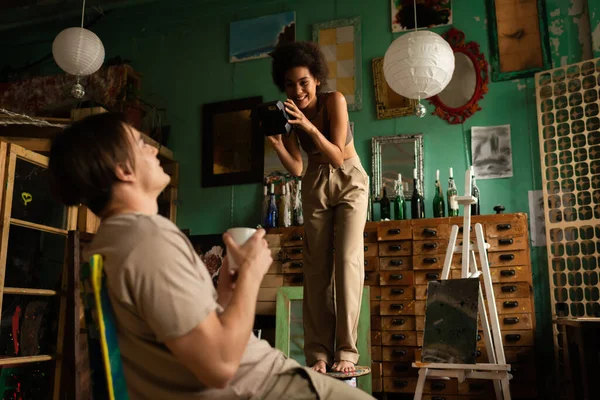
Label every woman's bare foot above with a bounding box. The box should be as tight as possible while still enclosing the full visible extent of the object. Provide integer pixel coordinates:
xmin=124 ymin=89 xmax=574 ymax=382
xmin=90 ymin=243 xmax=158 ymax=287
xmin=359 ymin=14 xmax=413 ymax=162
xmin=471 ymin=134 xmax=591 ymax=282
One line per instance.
xmin=310 ymin=360 xmax=327 ymax=374
xmin=332 ymin=360 xmax=355 ymax=373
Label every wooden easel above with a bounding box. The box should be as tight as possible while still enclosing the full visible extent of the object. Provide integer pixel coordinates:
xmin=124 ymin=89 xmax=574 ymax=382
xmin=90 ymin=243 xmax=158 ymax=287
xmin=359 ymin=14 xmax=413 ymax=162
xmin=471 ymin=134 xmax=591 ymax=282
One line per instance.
xmin=412 ymin=168 xmax=512 ymax=400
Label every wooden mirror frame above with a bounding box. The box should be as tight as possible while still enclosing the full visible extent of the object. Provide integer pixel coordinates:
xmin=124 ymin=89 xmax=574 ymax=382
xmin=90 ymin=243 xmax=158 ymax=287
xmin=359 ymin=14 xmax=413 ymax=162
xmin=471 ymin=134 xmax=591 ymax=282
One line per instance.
xmin=428 ymin=28 xmax=489 ymax=125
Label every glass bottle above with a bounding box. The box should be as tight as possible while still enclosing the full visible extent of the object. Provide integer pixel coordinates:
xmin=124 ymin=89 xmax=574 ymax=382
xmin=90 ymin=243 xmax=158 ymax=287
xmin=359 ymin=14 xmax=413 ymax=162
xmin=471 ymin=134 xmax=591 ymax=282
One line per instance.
xmin=380 ymin=184 xmax=391 ymax=220
xmin=433 ymin=169 xmax=445 ymax=218
xmin=393 ymin=173 xmax=406 ymax=220
xmin=281 ymin=183 xmax=292 ymax=227
xmin=366 ymin=176 xmax=373 ymax=222
xmin=266 ymin=183 xmax=278 ymax=228
xmin=261 ymin=185 xmax=269 ymax=226
xmin=471 ymin=167 xmax=481 ymax=216
xmin=447 ymin=167 xmax=459 ymax=217
xmin=293 ymin=180 xmax=304 ymax=226
xmin=411 ymin=168 xmax=425 ymax=219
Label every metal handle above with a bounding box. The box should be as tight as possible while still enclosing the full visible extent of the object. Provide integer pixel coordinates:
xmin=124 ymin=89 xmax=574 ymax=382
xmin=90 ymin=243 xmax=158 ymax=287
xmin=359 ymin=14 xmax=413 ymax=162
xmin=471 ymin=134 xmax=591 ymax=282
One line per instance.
xmin=364 ymin=245 xmax=368 ymax=252
xmin=391 ymin=334 xmax=406 ymax=340
xmin=389 ymin=245 xmax=402 ymax=251
xmin=497 ymin=223 xmax=512 ymax=230
xmin=505 ymin=334 xmax=521 ymax=342
xmin=503 ymin=301 xmax=519 ymax=308
xmin=390 ymin=274 xmax=404 ymax=280
xmin=364 ymin=273 xmax=370 ymax=281
xmin=500 ymin=254 xmax=515 ymax=261
xmin=390 ymin=288 xmax=405 ymax=295
xmin=392 ymin=350 xmax=407 ymax=356
xmin=423 ymin=242 xmax=438 ymax=250
xmin=431 ymin=382 xmax=446 ymax=390
xmin=364 ymin=260 xmax=369 ymax=267
xmin=290 ymin=234 xmax=303 ymax=241
xmin=476 ymin=334 xmax=481 ymax=341
xmin=500 ymin=269 xmax=516 ymax=277
xmin=504 ymin=317 xmax=520 ymax=324
xmin=363 ymin=232 xmax=368 ymax=238
xmin=476 ymin=350 xmax=482 ymax=357
xmin=391 ymin=318 xmax=405 ymax=325
xmin=388 ymin=228 xmax=401 ymax=234
xmin=393 ymin=380 xmax=408 ymax=387
xmin=501 ymin=285 xmax=517 ymax=292
xmin=423 ymin=228 xmax=437 ymax=236
xmin=390 ymin=259 xmax=403 ymax=266
xmin=499 ymin=238 xmax=514 ymax=245
xmin=426 ymin=273 xmax=440 ymax=280
xmin=291 ymin=248 xmax=303 ymax=254
xmin=424 ymin=257 xmax=438 ymax=264
xmin=290 ymin=262 xmax=303 ymax=268
xmin=390 ymin=304 xmax=404 ymax=310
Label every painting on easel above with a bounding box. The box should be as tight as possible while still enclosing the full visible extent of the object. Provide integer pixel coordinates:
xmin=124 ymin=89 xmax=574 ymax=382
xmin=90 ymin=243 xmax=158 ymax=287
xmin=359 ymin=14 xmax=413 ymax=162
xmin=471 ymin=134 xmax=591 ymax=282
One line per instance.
xmin=421 ymin=278 xmax=480 ymax=364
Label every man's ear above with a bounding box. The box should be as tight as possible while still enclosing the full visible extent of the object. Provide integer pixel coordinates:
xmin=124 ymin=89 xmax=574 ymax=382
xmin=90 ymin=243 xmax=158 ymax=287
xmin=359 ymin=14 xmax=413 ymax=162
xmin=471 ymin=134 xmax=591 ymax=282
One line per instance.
xmin=114 ymin=162 xmax=135 ymax=182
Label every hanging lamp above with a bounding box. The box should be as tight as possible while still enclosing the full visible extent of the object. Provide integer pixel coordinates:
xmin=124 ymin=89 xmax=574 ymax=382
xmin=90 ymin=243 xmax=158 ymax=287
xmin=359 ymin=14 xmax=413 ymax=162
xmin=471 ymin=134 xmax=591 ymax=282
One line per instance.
xmin=52 ymin=0 xmax=105 ymax=98
xmin=383 ymin=0 xmax=455 ymax=118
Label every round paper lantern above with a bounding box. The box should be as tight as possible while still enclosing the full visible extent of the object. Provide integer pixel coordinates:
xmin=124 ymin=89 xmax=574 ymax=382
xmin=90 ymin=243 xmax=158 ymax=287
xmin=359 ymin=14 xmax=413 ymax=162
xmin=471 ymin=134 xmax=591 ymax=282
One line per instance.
xmin=383 ymin=31 xmax=455 ymax=100
xmin=52 ymin=27 xmax=105 ymax=76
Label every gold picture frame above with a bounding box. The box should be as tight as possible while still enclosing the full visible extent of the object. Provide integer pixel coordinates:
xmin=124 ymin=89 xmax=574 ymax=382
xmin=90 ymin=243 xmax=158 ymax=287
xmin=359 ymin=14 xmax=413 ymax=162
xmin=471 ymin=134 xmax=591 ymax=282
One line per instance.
xmin=372 ymin=57 xmax=417 ymax=120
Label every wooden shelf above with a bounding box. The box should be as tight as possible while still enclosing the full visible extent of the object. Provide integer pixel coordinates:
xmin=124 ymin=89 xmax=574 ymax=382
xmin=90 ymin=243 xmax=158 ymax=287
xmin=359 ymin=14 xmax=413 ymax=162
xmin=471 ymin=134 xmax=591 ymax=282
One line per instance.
xmin=10 ymin=218 xmax=68 ymax=236
xmin=0 ymin=354 xmax=55 ymax=366
xmin=3 ymin=287 xmax=58 ymax=296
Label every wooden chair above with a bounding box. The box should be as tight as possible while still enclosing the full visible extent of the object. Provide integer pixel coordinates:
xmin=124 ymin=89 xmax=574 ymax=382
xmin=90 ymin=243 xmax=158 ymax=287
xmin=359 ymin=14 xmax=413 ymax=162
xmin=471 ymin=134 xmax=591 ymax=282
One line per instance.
xmin=274 ymin=286 xmax=372 ymax=393
xmin=80 ymin=254 xmax=129 ymax=400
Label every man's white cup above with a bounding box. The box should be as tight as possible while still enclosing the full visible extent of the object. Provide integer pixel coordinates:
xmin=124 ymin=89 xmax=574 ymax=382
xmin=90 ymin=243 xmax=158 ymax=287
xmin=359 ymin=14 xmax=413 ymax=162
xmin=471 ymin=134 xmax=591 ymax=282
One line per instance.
xmin=225 ymin=227 xmax=257 ymax=271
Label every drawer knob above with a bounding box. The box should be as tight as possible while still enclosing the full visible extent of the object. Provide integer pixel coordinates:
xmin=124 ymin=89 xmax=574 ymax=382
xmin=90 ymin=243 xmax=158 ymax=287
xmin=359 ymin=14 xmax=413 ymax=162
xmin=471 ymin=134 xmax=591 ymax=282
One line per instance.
xmin=424 ymin=257 xmax=438 ymax=264
xmin=503 ymin=301 xmax=519 ymax=308
xmin=426 ymin=273 xmax=440 ymax=280
xmin=364 ymin=245 xmax=368 ymax=252
xmin=500 ymin=269 xmax=516 ymax=277
xmin=364 ymin=273 xmax=370 ymax=281
xmin=363 ymin=232 xmax=368 ymax=238
xmin=290 ymin=262 xmax=303 ymax=268
xmin=423 ymin=228 xmax=437 ymax=236
xmin=291 ymin=234 xmax=303 ymax=241
xmin=390 ymin=304 xmax=404 ymax=310
xmin=389 ymin=245 xmax=402 ymax=251
xmin=291 ymin=248 xmax=303 ymax=254
xmin=391 ymin=334 xmax=406 ymax=340
xmin=390 ymin=259 xmax=403 ymax=266
xmin=364 ymin=260 xmax=368 ymax=267
xmin=393 ymin=363 xmax=410 ymax=372
xmin=504 ymin=317 xmax=520 ymax=324
xmin=431 ymin=382 xmax=446 ymax=390
xmin=501 ymin=285 xmax=517 ymax=292
xmin=476 ymin=350 xmax=482 ymax=357
xmin=392 ymin=349 xmax=407 ymax=356
xmin=459 ymin=226 xmax=473 ymax=233
xmin=390 ymin=288 xmax=405 ymax=295
xmin=390 ymin=274 xmax=404 ymax=280
xmin=388 ymin=228 xmax=401 ymax=235
xmin=391 ymin=318 xmax=405 ymax=325
xmin=497 ymin=223 xmax=512 ymax=230
xmin=500 ymin=254 xmax=515 ymax=261
xmin=477 ymin=334 xmax=481 ymax=341
xmin=499 ymin=238 xmax=514 ymax=245
xmin=423 ymin=242 xmax=438 ymax=250
xmin=393 ymin=379 xmax=408 ymax=387
xmin=505 ymin=333 xmax=521 ymax=342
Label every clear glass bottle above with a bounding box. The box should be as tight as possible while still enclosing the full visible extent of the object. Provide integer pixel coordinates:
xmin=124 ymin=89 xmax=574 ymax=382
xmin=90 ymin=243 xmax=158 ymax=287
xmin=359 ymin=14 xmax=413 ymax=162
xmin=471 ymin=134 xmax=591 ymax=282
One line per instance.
xmin=293 ymin=180 xmax=304 ymax=226
xmin=471 ymin=167 xmax=481 ymax=216
xmin=447 ymin=167 xmax=459 ymax=217
xmin=266 ymin=183 xmax=278 ymax=228
xmin=433 ymin=169 xmax=445 ymax=218
xmin=393 ymin=173 xmax=406 ymax=220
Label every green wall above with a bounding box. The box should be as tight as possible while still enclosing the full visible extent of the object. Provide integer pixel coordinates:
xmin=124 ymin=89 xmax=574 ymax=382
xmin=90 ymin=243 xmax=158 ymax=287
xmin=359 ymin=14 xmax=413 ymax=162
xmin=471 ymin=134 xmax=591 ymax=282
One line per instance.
xmin=0 ymin=1 xmax=596 ymax=398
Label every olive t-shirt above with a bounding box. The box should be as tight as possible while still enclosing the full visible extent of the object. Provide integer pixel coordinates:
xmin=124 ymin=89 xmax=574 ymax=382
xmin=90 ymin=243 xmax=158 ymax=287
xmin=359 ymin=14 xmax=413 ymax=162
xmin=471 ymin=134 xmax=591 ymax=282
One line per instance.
xmin=83 ymin=213 xmax=295 ymax=399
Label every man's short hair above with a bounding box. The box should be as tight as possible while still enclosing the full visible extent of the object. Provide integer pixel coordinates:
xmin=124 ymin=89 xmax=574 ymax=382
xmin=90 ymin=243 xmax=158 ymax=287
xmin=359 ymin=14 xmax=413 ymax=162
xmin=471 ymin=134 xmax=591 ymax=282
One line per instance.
xmin=48 ymin=112 xmax=135 ymax=215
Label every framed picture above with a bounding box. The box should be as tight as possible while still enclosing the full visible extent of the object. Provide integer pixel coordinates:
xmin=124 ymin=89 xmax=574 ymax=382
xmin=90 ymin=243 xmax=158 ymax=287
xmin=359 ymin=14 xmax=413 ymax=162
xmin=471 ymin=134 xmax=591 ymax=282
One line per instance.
xmin=486 ymin=0 xmax=551 ymax=81
xmin=229 ymin=11 xmax=296 ymax=63
xmin=391 ymin=0 xmax=452 ymax=32
xmin=201 ymin=96 xmax=264 ymax=187
xmin=312 ymin=17 xmax=362 ymax=112
xmin=372 ymin=57 xmax=417 ymax=119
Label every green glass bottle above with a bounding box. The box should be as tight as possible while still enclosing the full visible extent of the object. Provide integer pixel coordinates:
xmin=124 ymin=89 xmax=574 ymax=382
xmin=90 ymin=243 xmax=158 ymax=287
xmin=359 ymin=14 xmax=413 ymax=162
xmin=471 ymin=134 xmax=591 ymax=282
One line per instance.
xmin=447 ymin=167 xmax=459 ymax=217
xmin=393 ymin=173 xmax=406 ymax=220
xmin=433 ymin=169 xmax=445 ymax=218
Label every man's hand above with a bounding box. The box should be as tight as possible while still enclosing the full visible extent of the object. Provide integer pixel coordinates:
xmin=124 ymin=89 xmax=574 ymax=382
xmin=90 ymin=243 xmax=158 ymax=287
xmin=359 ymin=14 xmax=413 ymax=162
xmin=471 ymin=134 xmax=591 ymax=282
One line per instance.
xmin=222 ymin=229 xmax=272 ymax=283
xmin=216 ymin=256 xmax=236 ymax=308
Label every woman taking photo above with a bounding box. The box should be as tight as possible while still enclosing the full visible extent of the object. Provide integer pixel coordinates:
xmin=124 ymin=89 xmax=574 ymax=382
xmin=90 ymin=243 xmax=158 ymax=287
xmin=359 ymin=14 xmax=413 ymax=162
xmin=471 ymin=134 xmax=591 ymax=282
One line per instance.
xmin=267 ymin=41 xmax=368 ymax=374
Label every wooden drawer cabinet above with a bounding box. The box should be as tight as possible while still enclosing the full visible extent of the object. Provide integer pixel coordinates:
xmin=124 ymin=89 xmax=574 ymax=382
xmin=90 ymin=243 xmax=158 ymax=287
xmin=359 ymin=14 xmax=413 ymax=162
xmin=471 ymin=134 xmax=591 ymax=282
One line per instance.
xmin=262 ymin=213 xmax=536 ymax=399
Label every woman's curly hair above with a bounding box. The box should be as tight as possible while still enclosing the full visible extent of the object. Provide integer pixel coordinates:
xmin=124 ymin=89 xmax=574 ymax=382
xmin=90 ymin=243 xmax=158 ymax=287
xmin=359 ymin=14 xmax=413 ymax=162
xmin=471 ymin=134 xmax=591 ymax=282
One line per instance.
xmin=270 ymin=41 xmax=329 ymax=92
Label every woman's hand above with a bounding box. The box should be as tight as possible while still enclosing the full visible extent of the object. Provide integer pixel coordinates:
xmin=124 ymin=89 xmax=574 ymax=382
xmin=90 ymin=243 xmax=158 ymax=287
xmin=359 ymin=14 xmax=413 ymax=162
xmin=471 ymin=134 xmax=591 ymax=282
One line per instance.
xmin=285 ymin=99 xmax=317 ymax=136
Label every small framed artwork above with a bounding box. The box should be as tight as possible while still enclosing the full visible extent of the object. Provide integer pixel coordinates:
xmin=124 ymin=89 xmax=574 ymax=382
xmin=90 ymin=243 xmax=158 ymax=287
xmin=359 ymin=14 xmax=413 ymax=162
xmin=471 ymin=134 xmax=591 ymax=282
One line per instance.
xmin=391 ymin=0 xmax=452 ymax=32
xmin=486 ymin=0 xmax=551 ymax=81
xmin=312 ymin=17 xmax=362 ymax=112
xmin=201 ymin=96 xmax=264 ymax=187
xmin=372 ymin=57 xmax=417 ymax=119
xmin=229 ymin=11 xmax=296 ymax=63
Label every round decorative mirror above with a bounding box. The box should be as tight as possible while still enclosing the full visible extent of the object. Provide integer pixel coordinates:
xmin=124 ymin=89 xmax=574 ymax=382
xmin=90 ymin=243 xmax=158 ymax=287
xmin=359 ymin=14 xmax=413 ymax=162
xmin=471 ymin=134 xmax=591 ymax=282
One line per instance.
xmin=428 ymin=28 xmax=489 ymax=124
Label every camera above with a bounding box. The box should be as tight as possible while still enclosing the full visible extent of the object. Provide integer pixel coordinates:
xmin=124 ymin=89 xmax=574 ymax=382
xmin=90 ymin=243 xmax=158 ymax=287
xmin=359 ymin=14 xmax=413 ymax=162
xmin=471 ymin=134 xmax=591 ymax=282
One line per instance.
xmin=256 ymin=100 xmax=291 ymax=136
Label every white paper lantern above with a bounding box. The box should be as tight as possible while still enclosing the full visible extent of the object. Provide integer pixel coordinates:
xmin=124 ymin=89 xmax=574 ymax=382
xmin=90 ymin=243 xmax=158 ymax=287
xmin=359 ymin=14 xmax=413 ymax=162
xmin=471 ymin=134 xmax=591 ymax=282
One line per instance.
xmin=383 ymin=31 xmax=455 ymax=100
xmin=52 ymin=27 xmax=105 ymax=77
